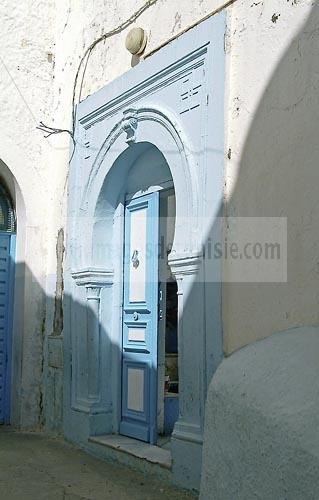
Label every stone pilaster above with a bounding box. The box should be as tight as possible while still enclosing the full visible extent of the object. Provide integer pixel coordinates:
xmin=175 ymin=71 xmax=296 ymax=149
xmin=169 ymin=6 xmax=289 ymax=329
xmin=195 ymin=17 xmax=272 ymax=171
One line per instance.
xmin=71 ymin=268 xmax=113 ymax=411
xmin=168 ymin=252 xmax=205 ymax=489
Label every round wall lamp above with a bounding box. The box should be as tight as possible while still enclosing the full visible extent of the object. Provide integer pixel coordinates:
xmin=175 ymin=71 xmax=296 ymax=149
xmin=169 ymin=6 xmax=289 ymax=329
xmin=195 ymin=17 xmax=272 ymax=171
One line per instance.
xmin=125 ymin=27 xmax=148 ymax=56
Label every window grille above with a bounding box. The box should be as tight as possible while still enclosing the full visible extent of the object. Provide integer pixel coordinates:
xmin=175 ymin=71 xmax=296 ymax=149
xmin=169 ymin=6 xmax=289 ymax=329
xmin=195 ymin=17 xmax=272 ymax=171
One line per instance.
xmin=0 ymin=184 xmax=16 ymax=233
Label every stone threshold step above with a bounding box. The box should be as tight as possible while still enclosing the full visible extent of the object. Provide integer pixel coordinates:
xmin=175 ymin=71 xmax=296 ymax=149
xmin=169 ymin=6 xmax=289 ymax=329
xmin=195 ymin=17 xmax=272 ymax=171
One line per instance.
xmin=89 ymin=434 xmax=172 ymax=470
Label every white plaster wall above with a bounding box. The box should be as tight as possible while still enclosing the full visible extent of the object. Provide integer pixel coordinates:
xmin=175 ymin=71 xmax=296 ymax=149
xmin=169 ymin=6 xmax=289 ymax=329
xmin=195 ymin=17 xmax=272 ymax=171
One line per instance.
xmin=52 ymin=0 xmax=226 ymax=107
xmin=0 ymin=0 xmax=54 ymax=274
xmin=2 ymin=0 xmax=319 ymax=424
xmin=0 ymin=1 xmax=56 ymax=426
xmin=223 ymin=0 xmax=319 ymax=353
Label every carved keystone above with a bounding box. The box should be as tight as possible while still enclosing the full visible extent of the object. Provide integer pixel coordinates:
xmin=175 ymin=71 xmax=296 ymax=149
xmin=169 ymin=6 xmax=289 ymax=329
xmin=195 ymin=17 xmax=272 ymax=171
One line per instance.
xmin=122 ymin=108 xmax=138 ymax=144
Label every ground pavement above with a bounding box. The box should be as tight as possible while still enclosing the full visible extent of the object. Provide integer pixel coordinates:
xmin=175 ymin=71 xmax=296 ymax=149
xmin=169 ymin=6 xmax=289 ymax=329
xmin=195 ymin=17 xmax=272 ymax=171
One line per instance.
xmin=0 ymin=428 xmax=197 ymax=499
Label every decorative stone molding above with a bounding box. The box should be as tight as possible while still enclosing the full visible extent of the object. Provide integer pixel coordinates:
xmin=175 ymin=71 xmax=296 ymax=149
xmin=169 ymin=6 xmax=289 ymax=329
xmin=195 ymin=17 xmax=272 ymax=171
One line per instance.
xmin=80 ymin=105 xmax=199 ymax=219
xmin=78 ymin=43 xmax=208 ymax=129
xmin=173 ymin=420 xmax=203 ymax=445
xmin=168 ymin=252 xmax=202 ymax=278
xmin=71 ymin=267 xmax=114 ymax=288
xmin=85 ymin=286 xmax=101 ymax=301
xmin=122 ymin=108 xmax=138 ymax=144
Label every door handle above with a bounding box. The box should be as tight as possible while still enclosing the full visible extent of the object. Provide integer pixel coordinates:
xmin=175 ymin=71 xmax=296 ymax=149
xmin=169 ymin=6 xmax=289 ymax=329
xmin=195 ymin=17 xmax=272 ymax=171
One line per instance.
xmin=131 ymin=249 xmax=139 ymax=268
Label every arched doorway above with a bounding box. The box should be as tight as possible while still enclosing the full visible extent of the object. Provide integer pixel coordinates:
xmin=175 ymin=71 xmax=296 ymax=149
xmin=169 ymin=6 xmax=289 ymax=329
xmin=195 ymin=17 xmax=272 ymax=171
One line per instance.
xmin=92 ymin=142 xmax=178 ymax=444
xmin=0 ymin=181 xmax=16 ymax=424
xmin=68 ymin=102 xmax=209 ymax=483
xmin=118 ymin=144 xmax=178 ymax=444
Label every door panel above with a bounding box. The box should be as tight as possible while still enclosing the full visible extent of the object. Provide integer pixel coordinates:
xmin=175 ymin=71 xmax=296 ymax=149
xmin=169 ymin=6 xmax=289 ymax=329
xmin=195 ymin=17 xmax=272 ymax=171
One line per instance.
xmin=128 ymin=207 xmax=147 ymax=302
xmin=120 ymin=192 xmax=159 ymax=443
xmin=0 ymin=233 xmax=15 ymax=424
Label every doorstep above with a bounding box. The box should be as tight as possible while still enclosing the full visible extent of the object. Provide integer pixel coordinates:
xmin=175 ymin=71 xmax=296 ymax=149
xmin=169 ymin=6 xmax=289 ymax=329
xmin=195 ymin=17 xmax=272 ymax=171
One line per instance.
xmin=88 ymin=434 xmax=172 ymax=470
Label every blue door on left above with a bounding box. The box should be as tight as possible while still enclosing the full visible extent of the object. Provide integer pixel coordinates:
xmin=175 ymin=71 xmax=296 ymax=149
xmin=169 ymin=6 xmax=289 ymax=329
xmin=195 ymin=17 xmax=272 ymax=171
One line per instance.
xmin=0 ymin=182 xmax=16 ymax=425
xmin=0 ymin=232 xmax=15 ymax=424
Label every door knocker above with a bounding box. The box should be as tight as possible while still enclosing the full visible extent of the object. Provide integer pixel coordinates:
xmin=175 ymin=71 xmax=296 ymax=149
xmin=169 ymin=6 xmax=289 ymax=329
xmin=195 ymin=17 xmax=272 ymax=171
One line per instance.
xmin=131 ymin=249 xmax=139 ymax=268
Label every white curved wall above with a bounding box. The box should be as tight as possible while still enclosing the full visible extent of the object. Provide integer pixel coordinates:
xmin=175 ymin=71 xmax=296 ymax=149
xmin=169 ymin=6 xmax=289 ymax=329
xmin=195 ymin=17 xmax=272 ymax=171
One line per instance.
xmin=200 ymin=327 xmax=319 ymax=499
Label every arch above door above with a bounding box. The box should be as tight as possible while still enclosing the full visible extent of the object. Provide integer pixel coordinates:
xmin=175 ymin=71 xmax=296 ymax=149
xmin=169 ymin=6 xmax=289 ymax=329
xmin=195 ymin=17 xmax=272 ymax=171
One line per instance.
xmin=77 ymin=105 xmax=201 ymax=271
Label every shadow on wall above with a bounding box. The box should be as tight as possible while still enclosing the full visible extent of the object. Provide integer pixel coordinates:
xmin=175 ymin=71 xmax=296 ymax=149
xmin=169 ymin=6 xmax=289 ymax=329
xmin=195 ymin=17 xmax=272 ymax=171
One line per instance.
xmin=222 ymin=0 xmax=319 ymax=353
xmin=0 ymin=260 xmax=46 ymax=429
xmin=201 ymin=2 xmax=319 ymax=498
xmin=0 ymin=158 xmax=48 ymax=430
xmin=6 ymin=259 xmax=120 ymax=436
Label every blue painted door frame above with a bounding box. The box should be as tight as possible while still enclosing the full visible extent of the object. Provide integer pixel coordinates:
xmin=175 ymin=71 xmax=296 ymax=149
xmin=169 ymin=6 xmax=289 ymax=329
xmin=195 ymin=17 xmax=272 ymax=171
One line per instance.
xmin=120 ymin=192 xmax=159 ymax=443
xmin=0 ymin=232 xmax=15 ymax=424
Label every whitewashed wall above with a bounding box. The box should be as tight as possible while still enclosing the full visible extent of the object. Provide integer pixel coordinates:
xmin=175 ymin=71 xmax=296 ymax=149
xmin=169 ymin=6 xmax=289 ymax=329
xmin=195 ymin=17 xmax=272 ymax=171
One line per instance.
xmin=0 ymin=1 xmax=55 ymax=426
xmin=223 ymin=0 xmax=319 ymax=353
xmin=0 ymin=0 xmax=317 ymax=425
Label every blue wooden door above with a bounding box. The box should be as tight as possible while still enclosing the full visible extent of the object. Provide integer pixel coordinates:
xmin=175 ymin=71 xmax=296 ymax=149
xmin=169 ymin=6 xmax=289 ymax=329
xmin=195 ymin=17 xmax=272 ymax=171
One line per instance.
xmin=120 ymin=192 xmax=159 ymax=443
xmin=0 ymin=232 xmax=15 ymax=424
